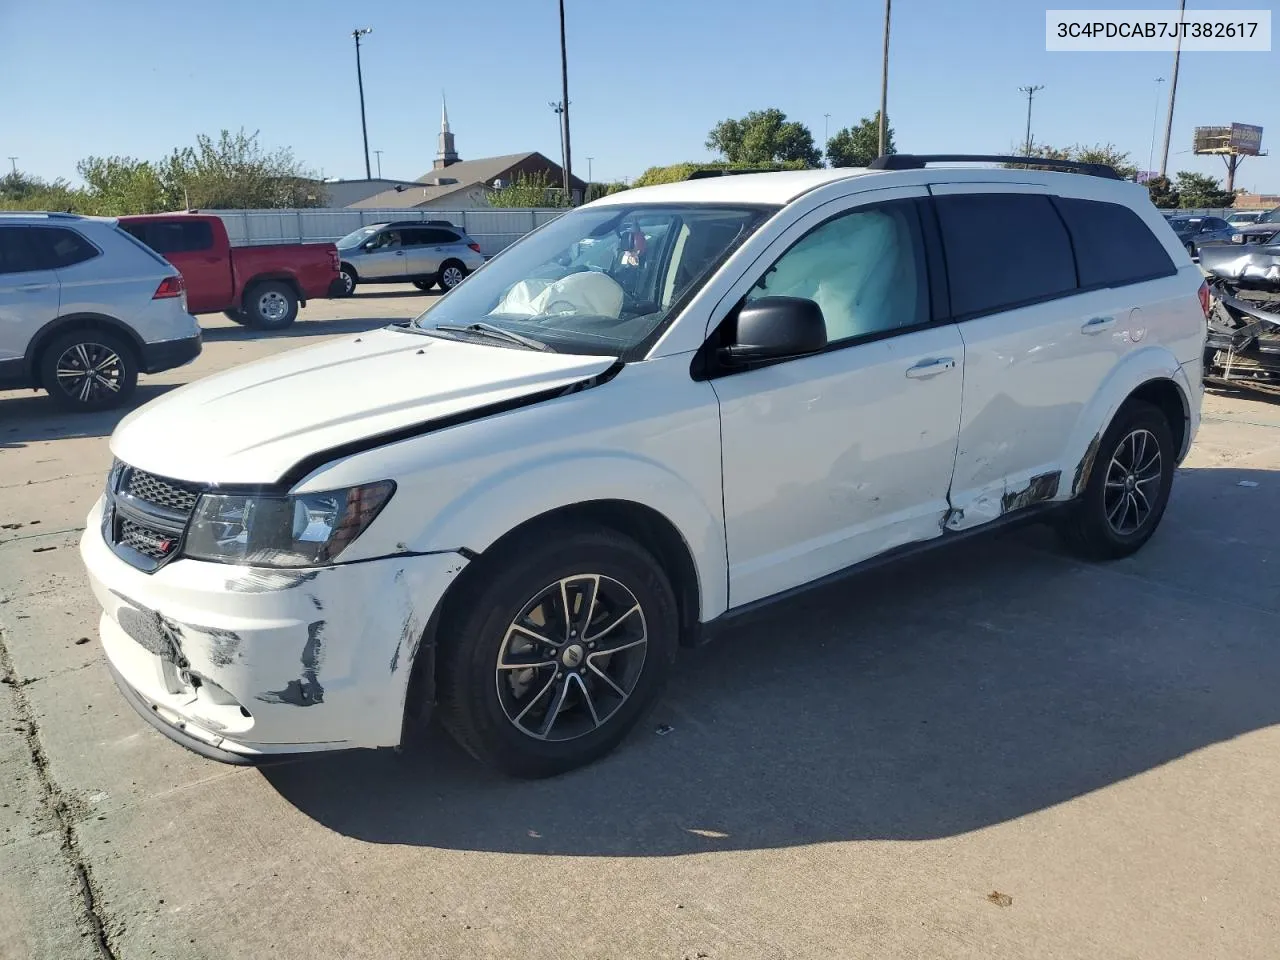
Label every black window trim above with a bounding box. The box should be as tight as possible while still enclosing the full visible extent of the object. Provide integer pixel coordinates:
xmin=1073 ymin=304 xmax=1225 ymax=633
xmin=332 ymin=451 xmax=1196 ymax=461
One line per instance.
xmin=692 ymin=195 xmax=949 ymax=381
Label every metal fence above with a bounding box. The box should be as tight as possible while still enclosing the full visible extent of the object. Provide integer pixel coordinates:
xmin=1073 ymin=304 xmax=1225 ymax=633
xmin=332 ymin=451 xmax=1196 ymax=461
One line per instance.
xmin=209 ymin=207 xmax=567 ymax=258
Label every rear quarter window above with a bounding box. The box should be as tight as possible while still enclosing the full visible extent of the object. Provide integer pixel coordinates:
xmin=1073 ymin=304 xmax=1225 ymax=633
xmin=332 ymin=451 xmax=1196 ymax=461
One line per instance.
xmin=934 ymin=193 xmax=1077 ymax=318
xmin=1053 ymin=198 xmax=1176 ymax=288
xmin=34 ymin=227 xmax=100 ymax=268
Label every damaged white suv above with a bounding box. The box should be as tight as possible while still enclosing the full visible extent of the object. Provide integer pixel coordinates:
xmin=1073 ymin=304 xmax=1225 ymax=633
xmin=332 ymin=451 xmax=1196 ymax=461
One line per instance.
xmin=82 ymin=156 xmax=1207 ymax=777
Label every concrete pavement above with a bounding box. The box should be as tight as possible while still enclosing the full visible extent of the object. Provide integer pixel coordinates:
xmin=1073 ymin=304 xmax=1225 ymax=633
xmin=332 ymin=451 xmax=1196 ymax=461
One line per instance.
xmin=2 ymin=293 xmax=1278 ymax=959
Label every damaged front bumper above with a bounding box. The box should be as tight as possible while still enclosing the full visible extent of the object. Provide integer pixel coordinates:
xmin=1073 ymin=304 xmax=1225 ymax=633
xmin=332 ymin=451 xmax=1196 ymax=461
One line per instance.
xmin=80 ymin=498 xmax=468 ymax=762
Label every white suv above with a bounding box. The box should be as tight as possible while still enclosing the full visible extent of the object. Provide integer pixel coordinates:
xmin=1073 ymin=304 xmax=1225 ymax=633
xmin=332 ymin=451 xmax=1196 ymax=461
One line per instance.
xmin=80 ymin=158 xmax=1206 ymax=776
xmin=0 ymin=213 xmax=202 ymax=410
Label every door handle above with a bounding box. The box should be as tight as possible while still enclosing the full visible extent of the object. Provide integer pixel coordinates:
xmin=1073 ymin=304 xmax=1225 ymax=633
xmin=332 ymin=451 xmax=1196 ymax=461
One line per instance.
xmin=1081 ymin=316 xmax=1115 ymax=334
xmin=395 ymin=251 xmax=405 ymax=256
xmin=905 ymin=357 xmax=956 ymax=379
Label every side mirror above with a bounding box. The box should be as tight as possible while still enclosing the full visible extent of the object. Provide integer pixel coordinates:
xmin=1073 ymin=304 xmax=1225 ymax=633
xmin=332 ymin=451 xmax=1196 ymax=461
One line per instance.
xmin=720 ymin=297 xmax=827 ymax=364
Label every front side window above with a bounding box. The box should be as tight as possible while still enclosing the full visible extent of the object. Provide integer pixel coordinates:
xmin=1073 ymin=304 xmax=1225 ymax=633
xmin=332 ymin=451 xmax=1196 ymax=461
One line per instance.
xmin=413 ymin=203 xmax=771 ymax=357
xmin=369 ymin=230 xmax=401 ymax=250
xmin=935 ymin=193 xmax=1077 ymax=318
xmin=745 ymin=200 xmax=927 ymax=343
xmin=0 ymin=226 xmax=47 ymax=275
xmin=337 ymin=225 xmax=380 ymax=249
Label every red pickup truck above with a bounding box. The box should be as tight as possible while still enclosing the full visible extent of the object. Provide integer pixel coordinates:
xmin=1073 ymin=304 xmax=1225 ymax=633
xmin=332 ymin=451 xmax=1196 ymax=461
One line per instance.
xmin=118 ymin=213 xmax=340 ymax=330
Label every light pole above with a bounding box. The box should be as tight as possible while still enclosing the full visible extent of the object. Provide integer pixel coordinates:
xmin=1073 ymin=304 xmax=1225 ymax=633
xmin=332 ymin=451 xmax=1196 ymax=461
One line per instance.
xmin=1159 ymin=0 xmax=1186 ymax=177
xmin=878 ymin=0 xmax=891 ymax=156
xmin=351 ymin=27 xmax=373 ymax=180
xmin=373 ymin=150 xmax=383 ymax=179
xmin=6 ymin=157 xmax=16 ymax=176
xmin=550 ymin=100 xmax=568 ymax=193
xmin=824 ymin=113 xmax=831 ymax=162
xmin=586 ymin=156 xmax=594 ymax=182
xmin=1147 ymin=78 xmax=1165 ymax=180
xmin=558 ymin=0 xmax=573 ymax=203
xmin=1018 ymin=84 xmax=1045 ymax=157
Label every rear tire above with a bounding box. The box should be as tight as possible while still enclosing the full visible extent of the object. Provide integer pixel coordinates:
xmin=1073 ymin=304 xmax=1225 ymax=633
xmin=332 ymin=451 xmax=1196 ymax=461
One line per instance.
xmin=39 ymin=329 xmax=138 ymax=412
xmin=243 ymin=281 xmax=298 ymax=330
xmin=222 ymin=309 xmax=248 ymax=325
xmin=1057 ymin=400 xmax=1176 ymax=560
xmin=412 ymin=280 xmax=434 ymax=292
xmin=437 ymin=526 xmax=678 ymax=778
xmin=437 ymin=260 xmax=467 ymax=291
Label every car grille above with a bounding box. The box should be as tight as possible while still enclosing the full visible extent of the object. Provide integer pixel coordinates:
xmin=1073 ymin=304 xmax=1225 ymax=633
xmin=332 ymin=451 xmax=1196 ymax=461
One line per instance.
xmin=124 ymin=468 xmax=201 ymax=513
xmin=105 ymin=462 xmax=205 ymax=572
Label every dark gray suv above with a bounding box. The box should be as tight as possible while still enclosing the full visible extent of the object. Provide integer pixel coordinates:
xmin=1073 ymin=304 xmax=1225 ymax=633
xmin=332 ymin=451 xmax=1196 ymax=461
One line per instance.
xmin=335 ymin=220 xmax=486 ymax=296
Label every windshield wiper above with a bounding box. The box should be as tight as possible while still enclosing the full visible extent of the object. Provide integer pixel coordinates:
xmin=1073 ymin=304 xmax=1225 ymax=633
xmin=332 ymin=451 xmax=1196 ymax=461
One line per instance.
xmin=434 ymin=322 xmax=555 ymax=352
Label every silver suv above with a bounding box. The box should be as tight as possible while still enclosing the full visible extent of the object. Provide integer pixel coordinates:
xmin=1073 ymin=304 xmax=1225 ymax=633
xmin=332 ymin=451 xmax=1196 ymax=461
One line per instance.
xmin=0 ymin=213 xmax=201 ymax=411
xmin=335 ymin=220 xmax=486 ymax=296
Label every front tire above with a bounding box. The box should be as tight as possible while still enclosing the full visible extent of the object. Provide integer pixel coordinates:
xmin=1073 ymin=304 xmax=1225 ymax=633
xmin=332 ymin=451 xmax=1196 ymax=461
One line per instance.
xmin=437 ymin=527 xmax=678 ymax=778
xmin=338 ymin=266 xmax=357 ymax=297
xmin=1057 ymin=400 xmax=1176 ymax=560
xmin=40 ymin=329 xmax=138 ymax=412
xmin=243 ymin=281 xmax=298 ymax=330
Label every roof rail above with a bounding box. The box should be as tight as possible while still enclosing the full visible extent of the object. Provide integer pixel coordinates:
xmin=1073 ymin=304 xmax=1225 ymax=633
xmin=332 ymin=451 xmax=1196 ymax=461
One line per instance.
xmin=0 ymin=210 xmax=84 ymax=219
xmin=684 ymin=168 xmax=787 ymax=180
xmin=868 ymin=154 xmax=1123 ymax=181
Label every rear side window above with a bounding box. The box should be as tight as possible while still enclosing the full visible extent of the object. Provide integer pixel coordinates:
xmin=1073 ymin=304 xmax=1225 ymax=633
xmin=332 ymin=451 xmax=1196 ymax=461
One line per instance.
xmin=422 ymin=228 xmax=460 ymax=244
xmin=34 ymin=227 xmax=99 ymax=268
xmin=123 ymin=220 xmax=214 ymax=254
xmin=0 ymin=226 xmax=47 ymax=274
xmin=1053 ymin=198 xmax=1176 ymax=288
xmin=934 ymin=193 xmax=1077 ymax=318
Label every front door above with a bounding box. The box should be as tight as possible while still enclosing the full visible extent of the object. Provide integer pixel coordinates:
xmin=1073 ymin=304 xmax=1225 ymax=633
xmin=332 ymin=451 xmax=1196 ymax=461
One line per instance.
xmin=358 ymin=229 xmax=408 ymax=279
xmin=0 ymin=225 xmax=60 ymax=367
xmin=709 ymin=188 xmax=966 ymax=608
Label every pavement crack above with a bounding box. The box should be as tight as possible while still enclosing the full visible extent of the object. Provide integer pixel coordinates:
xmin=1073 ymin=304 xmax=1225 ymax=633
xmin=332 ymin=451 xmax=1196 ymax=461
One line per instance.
xmin=0 ymin=627 xmax=119 ymax=960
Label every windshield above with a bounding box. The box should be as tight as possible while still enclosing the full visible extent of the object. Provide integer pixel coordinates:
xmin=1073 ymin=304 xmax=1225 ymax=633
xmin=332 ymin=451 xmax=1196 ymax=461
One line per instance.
xmin=411 ymin=204 xmax=771 ymax=358
xmin=1258 ymin=206 xmax=1280 ymax=224
xmin=337 ymin=225 xmax=382 ymax=249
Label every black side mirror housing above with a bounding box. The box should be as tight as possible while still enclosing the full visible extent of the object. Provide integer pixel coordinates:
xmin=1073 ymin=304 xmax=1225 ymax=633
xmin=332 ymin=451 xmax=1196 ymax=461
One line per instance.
xmin=720 ymin=296 xmax=828 ymax=364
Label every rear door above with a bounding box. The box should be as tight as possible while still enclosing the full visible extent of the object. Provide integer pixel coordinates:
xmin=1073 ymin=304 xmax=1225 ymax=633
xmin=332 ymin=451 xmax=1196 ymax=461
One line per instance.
xmin=399 ymin=227 xmax=437 ymax=276
xmin=932 ymin=186 xmax=1170 ymax=529
xmin=0 ymin=225 xmax=60 ymax=369
xmin=123 ymin=219 xmax=228 ymax=312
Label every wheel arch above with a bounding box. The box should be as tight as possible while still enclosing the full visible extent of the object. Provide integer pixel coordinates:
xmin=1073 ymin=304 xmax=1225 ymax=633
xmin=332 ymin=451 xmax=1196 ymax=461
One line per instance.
xmin=24 ymin=313 xmax=145 ymax=384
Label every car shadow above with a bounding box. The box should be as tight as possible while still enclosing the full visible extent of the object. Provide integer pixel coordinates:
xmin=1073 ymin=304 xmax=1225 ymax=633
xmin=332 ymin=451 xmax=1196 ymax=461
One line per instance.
xmin=263 ymin=465 xmax=1280 ymax=855
xmin=200 ymin=317 xmax=408 ymax=343
xmin=1205 ymin=382 xmax=1280 ymax=407
xmin=0 ymin=383 xmax=180 ymax=447
xmin=345 ymin=289 xmax=439 ymax=300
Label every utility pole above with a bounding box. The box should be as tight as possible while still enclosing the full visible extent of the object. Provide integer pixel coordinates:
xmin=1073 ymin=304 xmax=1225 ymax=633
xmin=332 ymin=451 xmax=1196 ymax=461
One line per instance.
xmin=351 ymin=27 xmax=373 ymax=180
xmin=6 ymin=157 xmax=16 ymax=176
xmin=550 ymin=100 xmax=568 ymax=196
xmin=586 ymin=156 xmax=594 ymax=182
xmin=373 ymin=150 xmax=383 ymax=179
xmin=558 ymin=0 xmax=574 ymax=203
xmin=1018 ymin=84 xmax=1045 ymax=157
xmin=1159 ymin=0 xmax=1186 ymax=177
xmin=878 ymin=0 xmax=891 ymax=156
xmin=1147 ymin=77 xmax=1165 ymax=179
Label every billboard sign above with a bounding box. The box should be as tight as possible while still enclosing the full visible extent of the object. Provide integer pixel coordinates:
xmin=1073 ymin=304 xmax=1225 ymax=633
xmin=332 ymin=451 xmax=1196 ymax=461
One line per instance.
xmin=1229 ymin=123 xmax=1264 ymax=155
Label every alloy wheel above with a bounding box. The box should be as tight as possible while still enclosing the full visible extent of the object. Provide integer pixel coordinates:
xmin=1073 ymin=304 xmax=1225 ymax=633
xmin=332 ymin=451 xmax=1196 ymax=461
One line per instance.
xmin=54 ymin=342 xmax=125 ymax=405
xmin=1103 ymin=427 xmax=1162 ymax=535
xmin=495 ymin=574 xmax=648 ymax=742
xmin=441 ymin=265 xmax=465 ymax=289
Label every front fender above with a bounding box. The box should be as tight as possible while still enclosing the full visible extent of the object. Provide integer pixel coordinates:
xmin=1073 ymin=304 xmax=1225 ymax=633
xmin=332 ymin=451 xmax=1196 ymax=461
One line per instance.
xmin=419 ymin=452 xmax=729 ymax=621
xmin=1059 ymin=345 xmax=1193 ymax=497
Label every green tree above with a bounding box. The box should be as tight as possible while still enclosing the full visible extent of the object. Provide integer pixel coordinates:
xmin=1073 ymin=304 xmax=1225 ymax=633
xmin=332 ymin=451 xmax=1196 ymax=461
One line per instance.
xmin=1073 ymin=143 xmax=1138 ymax=181
xmin=75 ymin=156 xmax=171 ymax=214
xmin=706 ymin=109 xmax=821 ymax=167
xmin=485 ymin=171 xmax=568 ymax=208
xmin=1146 ymin=175 xmax=1180 ymax=209
xmin=0 ymin=170 xmax=87 ymax=212
xmin=633 ymin=159 xmax=810 ymax=188
xmin=584 ymin=181 xmax=629 ymax=202
xmin=1173 ymin=171 xmax=1234 ymax=208
xmin=825 ymin=113 xmax=896 ymax=168
xmin=158 ymin=130 xmax=325 ymax=209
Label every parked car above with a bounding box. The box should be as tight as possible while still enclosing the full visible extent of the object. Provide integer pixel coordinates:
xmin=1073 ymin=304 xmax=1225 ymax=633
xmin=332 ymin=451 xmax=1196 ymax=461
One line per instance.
xmin=118 ymin=214 xmax=340 ymax=330
xmin=335 ymin=220 xmax=485 ymax=296
xmin=1226 ymin=205 xmax=1280 ymax=247
xmin=1227 ymin=211 xmax=1265 ymax=228
xmin=1166 ymin=215 xmax=1235 ymax=257
xmin=82 ymin=158 xmax=1206 ymax=777
xmin=0 ymin=212 xmax=201 ymax=411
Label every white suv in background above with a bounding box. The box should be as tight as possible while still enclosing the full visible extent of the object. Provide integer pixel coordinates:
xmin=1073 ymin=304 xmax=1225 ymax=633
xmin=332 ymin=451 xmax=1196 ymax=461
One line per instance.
xmin=0 ymin=213 xmax=202 ymax=410
xmin=81 ymin=157 xmax=1206 ymax=777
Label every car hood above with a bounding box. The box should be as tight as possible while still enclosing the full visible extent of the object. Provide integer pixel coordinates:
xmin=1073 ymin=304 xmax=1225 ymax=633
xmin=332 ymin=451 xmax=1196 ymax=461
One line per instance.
xmin=110 ymin=326 xmax=616 ymax=485
xmin=1233 ymin=222 xmax=1280 ymax=237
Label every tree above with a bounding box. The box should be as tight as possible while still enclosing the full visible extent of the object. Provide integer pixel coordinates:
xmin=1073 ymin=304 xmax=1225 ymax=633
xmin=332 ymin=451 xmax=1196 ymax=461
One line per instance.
xmin=1072 ymin=143 xmax=1138 ymax=181
xmin=706 ymin=109 xmax=821 ymax=167
xmin=75 ymin=156 xmax=171 ymax=214
xmin=485 ymin=171 xmax=568 ymax=208
xmin=156 ymin=130 xmax=325 ymax=209
xmin=0 ymin=170 xmax=87 ymax=212
xmin=633 ymin=159 xmax=810 ymax=188
xmin=826 ymin=113 xmax=895 ymax=168
xmin=1146 ymin=175 xmax=1180 ymax=209
xmin=584 ymin=181 xmax=629 ymax=202
xmin=1173 ymin=171 xmax=1234 ymax=208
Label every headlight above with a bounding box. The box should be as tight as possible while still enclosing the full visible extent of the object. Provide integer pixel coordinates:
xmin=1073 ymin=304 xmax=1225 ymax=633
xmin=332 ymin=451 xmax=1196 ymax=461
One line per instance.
xmin=183 ymin=481 xmax=395 ymax=567
xmin=1232 ymin=234 xmax=1244 ymax=243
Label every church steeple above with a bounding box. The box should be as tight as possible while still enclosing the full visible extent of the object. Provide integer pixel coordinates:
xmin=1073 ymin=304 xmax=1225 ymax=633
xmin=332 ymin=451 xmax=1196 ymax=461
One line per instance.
xmin=435 ymin=92 xmax=459 ymax=169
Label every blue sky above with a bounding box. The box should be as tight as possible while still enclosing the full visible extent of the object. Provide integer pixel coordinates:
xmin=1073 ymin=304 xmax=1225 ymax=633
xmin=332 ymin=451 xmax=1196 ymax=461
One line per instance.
xmin=1 ymin=0 xmax=1276 ymax=193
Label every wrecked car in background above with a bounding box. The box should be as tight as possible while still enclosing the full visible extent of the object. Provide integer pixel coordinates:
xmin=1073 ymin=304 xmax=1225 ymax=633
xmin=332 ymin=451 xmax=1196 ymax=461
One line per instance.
xmin=1200 ymin=240 xmax=1280 ymax=395
xmin=81 ymin=156 xmax=1206 ymax=778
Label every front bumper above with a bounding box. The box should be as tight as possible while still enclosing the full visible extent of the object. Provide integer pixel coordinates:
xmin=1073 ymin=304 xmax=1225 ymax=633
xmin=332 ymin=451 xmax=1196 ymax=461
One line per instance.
xmin=141 ymin=332 xmax=202 ymax=374
xmin=81 ymin=498 xmax=468 ymax=762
